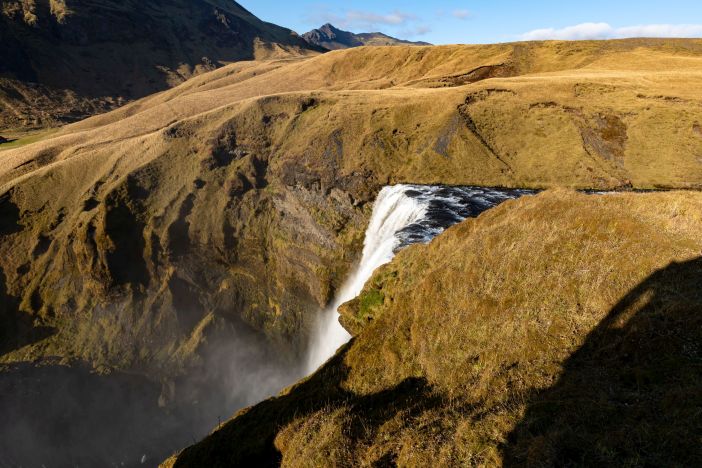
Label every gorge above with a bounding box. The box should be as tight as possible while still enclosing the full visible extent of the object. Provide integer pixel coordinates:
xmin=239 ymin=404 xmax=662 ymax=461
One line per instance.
xmin=0 ymin=182 xmax=535 ymax=466
xmin=1 ymin=10 xmax=701 ymax=465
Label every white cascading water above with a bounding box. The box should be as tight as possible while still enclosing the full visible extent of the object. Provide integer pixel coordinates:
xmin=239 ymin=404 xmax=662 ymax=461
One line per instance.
xmin=306 ymin=185 xmax=429 ymax=372
xmin=305 ymin=184 xmax=534 ymax=372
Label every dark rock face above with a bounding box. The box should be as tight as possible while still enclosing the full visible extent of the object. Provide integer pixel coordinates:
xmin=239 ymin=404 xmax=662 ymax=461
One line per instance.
xmin=0 ymin=0 xmax=319 ymax=130
xmin=0 ymin=192 xmax=21 ymax=236
xmin=303 ymin=23 xmax=365 ymax=50
xmin=302 ymin=23 xmax=431 ymax=50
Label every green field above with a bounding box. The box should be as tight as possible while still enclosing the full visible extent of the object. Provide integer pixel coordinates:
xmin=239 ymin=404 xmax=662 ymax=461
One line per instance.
xmin=0 ymin=129 xmax=59 ymax=151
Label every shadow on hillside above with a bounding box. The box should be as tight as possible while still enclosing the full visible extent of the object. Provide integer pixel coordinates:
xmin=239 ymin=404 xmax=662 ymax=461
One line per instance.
xmin=0 ymin=267 xmax=55 ymax=356
xmin=0 ymin=311 xmax=305 ymax=468
xmin=503 ymin=257 xmax=702 ymax=466
xmin=0 ymin=193 xmax=21 ymax=236
xmin=0 ymin=363 xmax=198 ymax=468
xmin=0 ymin=1 xmax=312 ymax=100
xmin=173 ymin=343 xmax=440 ymax=467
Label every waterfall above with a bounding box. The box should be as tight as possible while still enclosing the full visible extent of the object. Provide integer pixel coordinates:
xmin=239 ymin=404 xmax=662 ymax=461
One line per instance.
xmin=306 ymin=185 xmax=429 ymax=371
xmin=305 ymin=184 xmax=535 ymax=372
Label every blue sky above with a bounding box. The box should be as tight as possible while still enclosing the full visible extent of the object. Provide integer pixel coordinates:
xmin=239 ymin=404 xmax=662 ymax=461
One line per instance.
xmin=245 ymin=1 xmax=702 ymax=44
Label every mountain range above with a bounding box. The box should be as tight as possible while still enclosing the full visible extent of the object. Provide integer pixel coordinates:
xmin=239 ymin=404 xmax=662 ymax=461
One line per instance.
xmin=302 ymin=23 xmax=432 ymax=50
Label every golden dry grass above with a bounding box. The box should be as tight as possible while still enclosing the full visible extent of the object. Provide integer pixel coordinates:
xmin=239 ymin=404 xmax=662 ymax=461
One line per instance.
xmin=0 ymin=41 xmax=699 ymax=365
xmin=168 ymin=189 xmax=702 ymax=467
xmin=0 ymin=39 xmax=701 ymax=465
xmin=3 ymin=39 xmax=702 ymax=194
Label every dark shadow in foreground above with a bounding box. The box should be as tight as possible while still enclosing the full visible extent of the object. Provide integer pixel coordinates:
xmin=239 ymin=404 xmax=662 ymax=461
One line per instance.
xmin=503 ymin=257 xmax=702 ymax=466
xmin=0 ymin=363 xmax=182 ymax=467
xmin=173 ymin=343 xmax=441 ymax=468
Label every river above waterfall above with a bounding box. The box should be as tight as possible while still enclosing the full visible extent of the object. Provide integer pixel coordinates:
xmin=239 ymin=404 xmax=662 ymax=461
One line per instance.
xmin=306 ymin=184 xmax=536 ymax=372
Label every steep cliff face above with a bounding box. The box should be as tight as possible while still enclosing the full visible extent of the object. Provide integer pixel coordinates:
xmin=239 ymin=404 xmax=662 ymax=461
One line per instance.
xmin=0 ymin=94 xmax=373 ymax=377
xmin=167 ymin=190 xmax=702 ymax=467
xmin=0 ymin=0 xmax=320 ymax=131
xmin=0 ymin=93 xmax=372 ymax=465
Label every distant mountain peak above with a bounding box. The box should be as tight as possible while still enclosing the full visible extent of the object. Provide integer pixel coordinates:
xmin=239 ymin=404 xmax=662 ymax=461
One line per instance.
xmin=302 ymin=23 xmax=432 ymax=50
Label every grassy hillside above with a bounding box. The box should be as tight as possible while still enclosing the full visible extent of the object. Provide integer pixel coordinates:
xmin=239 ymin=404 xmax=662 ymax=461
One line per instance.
xmin=5 ymin=39 xmax=702 ymax=188
xmin=166 ymin=189 xmax=702 ymax=466
xmin=0 ymin=38 xmax=701 ymax=463
xmin=0 ymin=37 xmax=701 ymax=387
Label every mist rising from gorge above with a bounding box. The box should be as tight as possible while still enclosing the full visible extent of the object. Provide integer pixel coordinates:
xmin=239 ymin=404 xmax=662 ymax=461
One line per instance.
xmin=1 ymin=185 xmax=532 ymax=467
xmin=0 ymin=316 xmax=302 ymax=467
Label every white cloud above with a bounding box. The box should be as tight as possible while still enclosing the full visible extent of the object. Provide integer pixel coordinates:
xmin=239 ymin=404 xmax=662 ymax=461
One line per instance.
xmin=521 ymin=23 xmax=613 ymax=41
xmin=520 ymin=22 xmax=702 ymax=41
xmin=313 ymin=9 xmax=416 ymax=31
xmin=616 ymin=24 xmax=702 ymax=38
xmin=452 ymin=9 xmax=472 ymax=20
xmin=399 ymin=25 xmax=432 ymax=37
xmin=309 ymin=8 xmax=431 ymax=38
xmin=345 ymin=10 xmax=416 ymax=26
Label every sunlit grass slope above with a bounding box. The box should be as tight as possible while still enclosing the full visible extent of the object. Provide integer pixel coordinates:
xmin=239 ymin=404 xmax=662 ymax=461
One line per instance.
xmin=168 ymin=189 xmax=702 ymax=467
